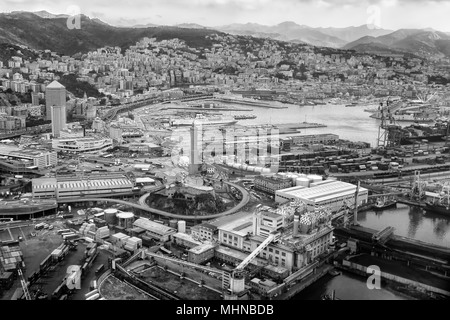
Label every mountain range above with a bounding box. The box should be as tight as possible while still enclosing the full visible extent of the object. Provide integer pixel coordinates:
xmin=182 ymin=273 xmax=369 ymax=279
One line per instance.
xmin=0 ymin=11 xmax=449 ymax=58
xmin=0 ymin=11 xmax=222 ymax=56
xmin=215 ymin=21 xmax=393 ymax=48
xmin=343 ymin=29 xmax=450 ymax=58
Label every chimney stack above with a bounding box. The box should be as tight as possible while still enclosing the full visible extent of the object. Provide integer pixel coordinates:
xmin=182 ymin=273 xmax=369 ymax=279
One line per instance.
xmin=293 ymin=214 xmax=299 ymax=237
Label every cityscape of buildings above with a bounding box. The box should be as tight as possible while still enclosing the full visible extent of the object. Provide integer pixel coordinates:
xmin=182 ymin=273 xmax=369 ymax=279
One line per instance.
xmin=0 ymin=4 xmax=449 ymax=306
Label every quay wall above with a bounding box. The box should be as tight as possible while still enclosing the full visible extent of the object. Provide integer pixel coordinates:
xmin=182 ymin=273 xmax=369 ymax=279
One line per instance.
xmin=340 ymin=260 xmax=450 ymax=297
xmin=275 ymin=265 xmax=333 ymax=300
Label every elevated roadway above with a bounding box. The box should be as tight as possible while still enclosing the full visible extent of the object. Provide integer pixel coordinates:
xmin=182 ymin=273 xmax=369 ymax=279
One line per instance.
xmin=60 ymin=180 xmax=250 ymax=221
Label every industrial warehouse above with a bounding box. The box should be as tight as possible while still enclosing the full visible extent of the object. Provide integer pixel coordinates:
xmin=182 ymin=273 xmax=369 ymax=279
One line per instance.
xmin=31 ymin=173 xmax=135 ymax=199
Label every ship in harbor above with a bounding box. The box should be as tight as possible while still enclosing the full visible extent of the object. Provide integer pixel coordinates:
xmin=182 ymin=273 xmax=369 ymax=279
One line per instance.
xmin=233 ymin=114 xmax=257 ymax=120
xmin=170 ymin=113 xmax=238 ymax=127
xmin=424 ymin=184 xmax=450 ymax=217
xmin=369 ymin=95 xmax=440 ymax=122
xmin=409 ymin=173 xmax=450 ymax=217
xmin=373 ymin=197 xmax=397 ymax=211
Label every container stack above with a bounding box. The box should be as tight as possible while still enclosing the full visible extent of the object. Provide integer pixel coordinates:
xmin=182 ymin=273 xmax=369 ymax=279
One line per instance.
xmin=95 ymin=226 xmax=110 ymax=241
xmin=80 ymin=223 xmax=97 ymax=237
xmin=51 ymin=243 xmax=69 ymax=262
xmin=110 ymin=233 xmax=130 ymax=248
xmin=123 ymin=237 xmax=143 ymax=252
xmin=0 ymin=246 xmax=24 ymax=271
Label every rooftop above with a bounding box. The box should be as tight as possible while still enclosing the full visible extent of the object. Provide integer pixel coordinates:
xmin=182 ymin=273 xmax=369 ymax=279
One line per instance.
xmin=277 ymin=180 xmax=367 ymax=202
xmin=188 ymin=243 xmax=216 ymax=254
xmin=46 ymin=80 xmax=65 ymax=89
xmin=218 ymin=214 xmax=253 ymax=237
xmin=133 ymin=218 xmax=176 ymax=236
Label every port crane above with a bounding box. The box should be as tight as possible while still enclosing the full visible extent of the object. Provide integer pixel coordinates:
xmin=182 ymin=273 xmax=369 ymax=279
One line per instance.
xmin=224 ymin=231 xmax=281 ymax=298
xmin=376 ymin=97 xmax=403 ymax=148
xmin=17 ymin=268 xmax=32 ymax=300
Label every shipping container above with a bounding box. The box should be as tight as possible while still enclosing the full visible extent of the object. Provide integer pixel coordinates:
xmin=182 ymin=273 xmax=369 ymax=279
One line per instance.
xmin=85 ymin=289 xmax=99 ymax=299
xmin=95 ymin=264 xmax=105 ymax=274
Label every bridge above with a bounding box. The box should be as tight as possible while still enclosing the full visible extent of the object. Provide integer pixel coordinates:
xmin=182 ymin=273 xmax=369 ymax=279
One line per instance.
xmin=0 ymin=124 xmax=52 ymax=140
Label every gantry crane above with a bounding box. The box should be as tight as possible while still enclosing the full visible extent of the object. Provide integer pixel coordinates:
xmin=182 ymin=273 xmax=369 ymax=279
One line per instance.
xmin=376 ymin=97 xmax=403 ymax=148
xmin=17 ymin=268 xmax=32 ymax=300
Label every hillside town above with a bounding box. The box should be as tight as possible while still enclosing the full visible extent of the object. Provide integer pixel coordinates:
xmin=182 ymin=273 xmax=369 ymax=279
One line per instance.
xmin=0 ymin=7 xmax=450 ymax=305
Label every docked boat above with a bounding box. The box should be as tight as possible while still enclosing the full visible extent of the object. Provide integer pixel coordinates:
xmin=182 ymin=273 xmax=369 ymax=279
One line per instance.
xmin=424 ymin=187 xmax=450 ymax=217
xmin=233 ymin=114 xmax=257 ymax=120
xmin=370 ymin=113 xmax=435 ymax=122
xmin=170 ymin=114 xmax=238 ymax=127
xmin=424 ymin=203 xmax=450 ymax=217
xmin=373 ymin=197 xmax=397 ymax=211
xmin=345 ymin=102 xmax=358 ymax=107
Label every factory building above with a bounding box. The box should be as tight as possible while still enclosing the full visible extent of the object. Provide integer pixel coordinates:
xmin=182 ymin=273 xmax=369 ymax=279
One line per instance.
xmin=254 ymin=175 xmax=293 ymax=195
xmin=0 ymin=145 xmax=57 ymax=171
xmin=172 ymin=232 xmax=203 ymax=249
xmin=217 ymin=215 xmax=253 ymax=251
xmin=215 ymin=198 xmax=335 ymax=275
xmin=133 ymin=218 xmax=177 ymax=243
xmin=52 ymin=135 xmax=113 ymax=153
xmin=31 ymin=173 xmax=134 ymax=199
xmin=214 ymin=246 xmax=290 ymax=280
xmin=190 ymin=223 xmax=218 ymax=241
xmin=291 ymin=133 xmax=339 ymax=145
xmin=275 ymin=180 xmax=368 ymax=212
xmin=187 ymin=243 xmax=216 ymax=264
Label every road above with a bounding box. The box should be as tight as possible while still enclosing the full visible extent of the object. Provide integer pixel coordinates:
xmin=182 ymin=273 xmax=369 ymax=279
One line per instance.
xmin=60 ymin=180 xmax=250 ymax=221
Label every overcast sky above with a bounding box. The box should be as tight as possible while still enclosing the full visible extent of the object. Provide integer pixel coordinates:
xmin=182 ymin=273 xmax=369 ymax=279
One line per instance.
xmin=2 ymin=0 xmax=450 ymax=31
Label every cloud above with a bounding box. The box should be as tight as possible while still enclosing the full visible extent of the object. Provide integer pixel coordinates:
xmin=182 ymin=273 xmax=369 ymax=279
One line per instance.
xmin=1 ymin=0 xmax=449 ymax=31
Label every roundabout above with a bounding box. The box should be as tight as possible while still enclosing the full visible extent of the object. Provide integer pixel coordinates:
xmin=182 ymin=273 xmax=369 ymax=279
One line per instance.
xmin=60 ymin=180 xmax=250 ymax=221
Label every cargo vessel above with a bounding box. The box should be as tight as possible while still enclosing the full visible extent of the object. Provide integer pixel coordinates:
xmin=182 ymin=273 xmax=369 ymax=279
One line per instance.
xmin=424 ymin=202 xmax=450 ymax=216
xmin=170 ymin=113 xmax=238 ymax=127
xmin=373 ymin=197 xmax=397 ymax=211
xmin=233 ymin=114 xmax=257 ymax=120
xmin=424 ymin=185 xmax=450 ymax=217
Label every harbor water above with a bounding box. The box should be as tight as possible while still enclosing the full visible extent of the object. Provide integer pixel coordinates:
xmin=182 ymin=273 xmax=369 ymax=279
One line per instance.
xmin=294 ymin=205 xmax=450 ymax=300
xmin=293 ymin=270 xmax=409 ymax=300
xmin=231 ymin=102 xmax=450 ymax=299
xmin=358 ymin=204 xmax=450 ymax=248
xmin=230 ymin=104 xmax=382 ymax=146
xmin=228 ymin=103 xmax=420 ymax=147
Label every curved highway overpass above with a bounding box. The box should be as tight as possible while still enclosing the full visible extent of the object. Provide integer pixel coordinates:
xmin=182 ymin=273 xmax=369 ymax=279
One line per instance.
xmin=60 ymin=181 xmax=250 ymax=221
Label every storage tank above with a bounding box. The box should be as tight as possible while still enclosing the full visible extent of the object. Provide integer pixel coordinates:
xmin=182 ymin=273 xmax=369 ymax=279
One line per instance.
xmin=116 ymin=212 xmax=135 ymax=229
xmin=247 ymin=166 xmax=255 ymax=172
xmin=278 ymin=172 xmax=287 ymax=177
xmin=307 ymin=174 xmax=323 ymax=183
xmin=299 ymin=215 xmax=311 ymax=234
xmin=104 ymin=208 xmax=118 ymax=225
xmin=296 ymin=177 xmax=310 ymax=187
xmin=177 ymin=220 xmax=186 ymax=233
xmin=241 ymin=164 xmax=248 ymax=171
xmin=254 ymin=167 xmax=263 ymax=173
xmin=169 ymin=220 xmax=178 ymax=228
xmin=261 ymin=168 xmax=271 ymax=174
xmin=290 ymin=174 xmax=299 ymax=184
